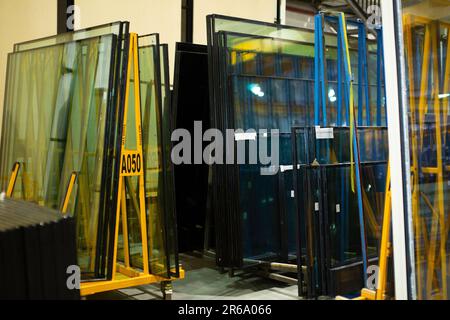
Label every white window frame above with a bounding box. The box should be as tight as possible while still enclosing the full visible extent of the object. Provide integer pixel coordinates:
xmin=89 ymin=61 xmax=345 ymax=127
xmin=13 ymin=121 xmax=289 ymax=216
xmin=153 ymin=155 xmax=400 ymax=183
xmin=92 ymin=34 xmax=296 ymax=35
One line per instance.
xmin=381 ymin=0 xmax=417 ymax=300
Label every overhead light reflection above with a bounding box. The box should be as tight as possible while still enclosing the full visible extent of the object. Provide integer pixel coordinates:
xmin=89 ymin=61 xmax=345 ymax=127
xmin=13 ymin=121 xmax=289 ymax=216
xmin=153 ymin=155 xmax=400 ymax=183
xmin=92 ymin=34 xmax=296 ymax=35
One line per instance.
xmin=248 ymin=84 xmax=265 ymax=98
xmin=328 ymin=88 xmax=337 ymax=103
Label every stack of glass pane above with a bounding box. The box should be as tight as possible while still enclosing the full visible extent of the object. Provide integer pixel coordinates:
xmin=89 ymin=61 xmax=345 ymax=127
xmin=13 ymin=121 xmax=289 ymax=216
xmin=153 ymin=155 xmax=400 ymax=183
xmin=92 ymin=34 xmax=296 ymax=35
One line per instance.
xmin=1 ymin=26 xmax=179 ymax=282
xmin=116 ymin=34 xmax=179 ymax=279
xmin=293 ymin=127 xmax=388 ymax=297
xmin=291 ymin=15 xmax=388 ymax=298
xmin=208 ymin=14 xmax=387 ymax=276
xmin=207 ymin=15 xmax=326 ymax=268
xmin=0 ymin=22 xmax=129 ymax=281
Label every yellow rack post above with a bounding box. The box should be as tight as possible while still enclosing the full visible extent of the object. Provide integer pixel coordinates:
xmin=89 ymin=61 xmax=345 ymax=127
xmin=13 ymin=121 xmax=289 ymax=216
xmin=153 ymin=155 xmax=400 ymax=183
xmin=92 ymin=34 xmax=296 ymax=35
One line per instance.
xmin=60 ymin=172 xmax=77 ymax=214
xmin=6 ymin=162 xmax=20 ymax=198
xmin=337 ymin=164 xmax=392 ymax=300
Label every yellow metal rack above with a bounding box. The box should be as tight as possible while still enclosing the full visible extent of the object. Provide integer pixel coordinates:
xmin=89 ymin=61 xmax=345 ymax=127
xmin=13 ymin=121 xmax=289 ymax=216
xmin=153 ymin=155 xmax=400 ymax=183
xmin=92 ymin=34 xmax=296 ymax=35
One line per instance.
xmin=79 ymin=33 xmax=184 ymax=299
xmin=403 ymin=14 xmax=449 ymax=300
xmin=80 ymin=33 xmax=184 ymax=299
xmin=341 ymin=14 xmax=450 ymax=301
xmin=6 ymin=33 xmax=184 ymax=300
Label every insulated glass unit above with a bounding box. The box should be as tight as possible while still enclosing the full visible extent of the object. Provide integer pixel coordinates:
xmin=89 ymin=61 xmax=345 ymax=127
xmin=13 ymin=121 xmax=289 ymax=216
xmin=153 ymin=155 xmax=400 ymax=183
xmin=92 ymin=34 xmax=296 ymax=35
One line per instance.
xmin=0 ymin=23 xmax=129 ymax=281
xmin=392 ymin=0 xmax=450 ymax=300
xmin=207 ymin=15 xmax=320 ymax=268
xmin=126 ymin=35 xmax=179 ymax=278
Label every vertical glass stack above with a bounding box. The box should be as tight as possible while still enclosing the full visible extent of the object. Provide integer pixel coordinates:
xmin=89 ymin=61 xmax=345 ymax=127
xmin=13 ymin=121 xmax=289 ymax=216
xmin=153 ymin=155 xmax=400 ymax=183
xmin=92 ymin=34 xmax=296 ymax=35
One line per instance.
xmin=0 ymin=22 xmax=130 ymax=281
xmin=292 ymin=15 xmax=389 ymax=298
xmin=0 ymin=26 xmax=179 ymax=281
xmin=118 ymin=33 xmax=179 ymax=278
xmin=293 ymin=127 xmax=388 ymax=297
xmin=207 ymin=14 xmax=389 ymax=298
xmin=207 ymin=15 xmax=322 ymax=269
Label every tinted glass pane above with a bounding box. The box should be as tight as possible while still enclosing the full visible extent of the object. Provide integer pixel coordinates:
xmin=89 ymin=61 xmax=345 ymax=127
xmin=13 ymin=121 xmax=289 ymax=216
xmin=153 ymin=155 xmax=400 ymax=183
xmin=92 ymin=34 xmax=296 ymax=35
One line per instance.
xmin=14 ymin=22 xmax=125 ymax=52
xmin=0 ymin=34 xmax=117 ymax=280
xmin=314 ymin=127 xmax=388 ymax=164
xmin=137 ymin=35 xmax=179 ymax=278
xmin=138 ymin=34 xmax=169 ymax=278
xmin=240 ymin=163 xmax=280 ymax=260
xmin=323 ymin=163 xmax=387 ymax=267
xmin=210 ymin=14 xmax=338 ymax=46
xmin=160 ymin=43 xmax=179 ymax=277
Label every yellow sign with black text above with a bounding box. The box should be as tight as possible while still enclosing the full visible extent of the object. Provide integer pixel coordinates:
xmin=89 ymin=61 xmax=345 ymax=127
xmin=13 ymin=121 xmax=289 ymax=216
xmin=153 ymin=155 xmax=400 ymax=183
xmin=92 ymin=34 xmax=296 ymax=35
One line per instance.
xmin=121 ymin=150 xmax=143 ymax=176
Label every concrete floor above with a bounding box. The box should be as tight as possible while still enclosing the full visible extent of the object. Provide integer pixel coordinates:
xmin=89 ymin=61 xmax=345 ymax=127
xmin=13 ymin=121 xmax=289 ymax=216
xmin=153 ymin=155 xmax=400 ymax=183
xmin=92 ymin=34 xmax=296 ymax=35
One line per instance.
xmin=89 ymin=253 xmax=301 ymax=300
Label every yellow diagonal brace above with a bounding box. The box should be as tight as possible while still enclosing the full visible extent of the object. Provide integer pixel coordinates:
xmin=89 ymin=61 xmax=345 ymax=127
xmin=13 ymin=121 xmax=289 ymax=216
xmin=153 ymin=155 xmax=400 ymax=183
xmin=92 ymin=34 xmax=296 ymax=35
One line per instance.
xmin=6 ymin=162 xmax=20 ymax=198
xmin=376 ymin=163 xmax=391 ymax=300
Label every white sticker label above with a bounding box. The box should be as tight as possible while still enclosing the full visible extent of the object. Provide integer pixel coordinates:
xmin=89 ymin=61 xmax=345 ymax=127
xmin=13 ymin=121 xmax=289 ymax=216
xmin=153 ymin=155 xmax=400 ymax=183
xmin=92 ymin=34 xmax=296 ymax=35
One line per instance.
xmin=315 ymin=202 xmax=320 ymax=212
xmin=336 ymin=204 xmax=341 ymax=213
xmin=281 ymin=165 xmax=293 ymax=173
xmin=291 ymin=190 xmax=295 ymax=198
xmin=315 ymin=126 xmax=334 ymax=140
xmin=280 ymin=164 xmax=301 ymax=173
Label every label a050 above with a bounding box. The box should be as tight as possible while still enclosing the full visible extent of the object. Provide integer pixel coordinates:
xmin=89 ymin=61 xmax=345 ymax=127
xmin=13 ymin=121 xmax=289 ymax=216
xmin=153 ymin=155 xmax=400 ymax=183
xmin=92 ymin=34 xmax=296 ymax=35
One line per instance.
xmin=121 ymin=151 xmax=142 ymax=176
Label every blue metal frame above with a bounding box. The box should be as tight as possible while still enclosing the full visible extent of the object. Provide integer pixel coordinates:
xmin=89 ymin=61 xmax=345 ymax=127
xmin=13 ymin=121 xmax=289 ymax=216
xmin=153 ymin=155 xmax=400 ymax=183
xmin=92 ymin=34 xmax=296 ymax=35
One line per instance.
xmin=314 ymin=13 xmax=385 ymax=285
xmin=315 ymin=14 xmax=328 ymax=127
xmin=338 ymin=13 xmax=369 ymax=286
xmin=376 ymin=27 xmax=386 ymax=126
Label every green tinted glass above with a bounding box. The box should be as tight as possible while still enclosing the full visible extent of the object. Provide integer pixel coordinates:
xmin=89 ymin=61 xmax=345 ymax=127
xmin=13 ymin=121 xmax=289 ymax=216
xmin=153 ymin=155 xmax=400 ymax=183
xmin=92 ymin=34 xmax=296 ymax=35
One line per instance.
xmin=0 ymin=34 xmax=118 ymax=280
xmin=209 ymin=14 xmax=333 ymax=45
xmin=159 ymin=43 xmax=179 ymax=277
xmin=14 ymin=22 xmax=125 ymax=52
xmin=135 ymin=35 xmax=179 ymax=278
xmin=322 ymin=163 xmax=386 ymax=267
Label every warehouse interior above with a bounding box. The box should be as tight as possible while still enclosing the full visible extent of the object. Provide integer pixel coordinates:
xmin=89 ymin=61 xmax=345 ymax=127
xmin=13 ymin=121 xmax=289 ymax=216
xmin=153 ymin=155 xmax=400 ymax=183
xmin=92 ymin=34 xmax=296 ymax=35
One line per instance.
xmin=0 ymin=0 xmax=449 ymax=302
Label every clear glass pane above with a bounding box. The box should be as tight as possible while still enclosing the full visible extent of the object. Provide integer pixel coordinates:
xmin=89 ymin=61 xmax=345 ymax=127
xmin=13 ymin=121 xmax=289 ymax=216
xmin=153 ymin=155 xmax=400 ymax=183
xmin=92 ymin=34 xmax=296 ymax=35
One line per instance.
xmin=160 ymin=43 xmax=179 ymax=277
xmin=0 ymin=34 xmax=118 ymax=280
xmin=138 ymin=35 xmax=179 ymax=278
xmin=314 ymin=127 xmax=389 ymax=164
xmin=209 ymin=14 xmax=338 ymax=46
xmin=400 ymin=1 xmax=450 ymax=300
xmin=14 ymin=22 xmax=125 ymax=52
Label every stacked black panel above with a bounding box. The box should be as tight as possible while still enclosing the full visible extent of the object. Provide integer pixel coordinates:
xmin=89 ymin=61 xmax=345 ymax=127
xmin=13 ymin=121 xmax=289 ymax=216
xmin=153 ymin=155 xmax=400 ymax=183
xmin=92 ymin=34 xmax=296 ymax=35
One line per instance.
xmin=0 ymin=198 xmax=78 ymax=300
xmin=172 ymin=43 xmax=212 ymax=253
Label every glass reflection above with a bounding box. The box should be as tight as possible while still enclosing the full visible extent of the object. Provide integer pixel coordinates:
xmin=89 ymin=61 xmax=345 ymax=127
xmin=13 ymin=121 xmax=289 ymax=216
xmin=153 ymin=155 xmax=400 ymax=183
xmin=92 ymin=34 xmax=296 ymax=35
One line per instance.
xmin=0 ymin=34 xmax=118 ymax=280
xmin=401 ymin=0 xmax=450 ymax=300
